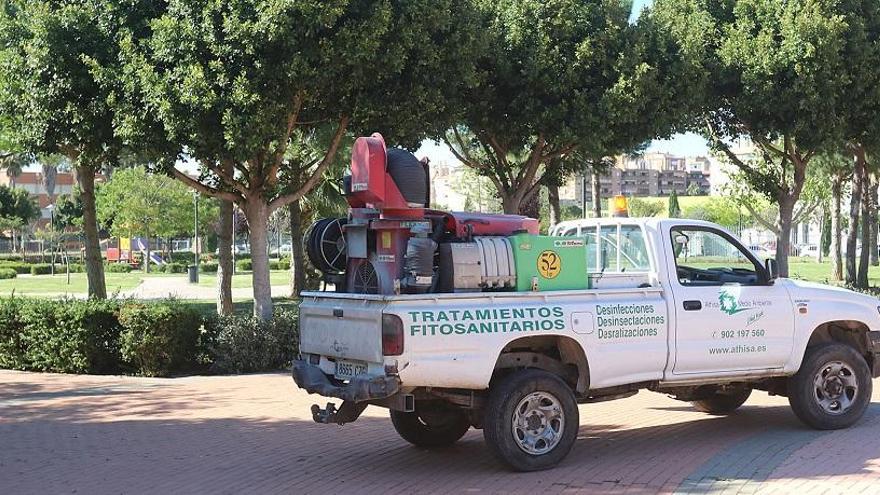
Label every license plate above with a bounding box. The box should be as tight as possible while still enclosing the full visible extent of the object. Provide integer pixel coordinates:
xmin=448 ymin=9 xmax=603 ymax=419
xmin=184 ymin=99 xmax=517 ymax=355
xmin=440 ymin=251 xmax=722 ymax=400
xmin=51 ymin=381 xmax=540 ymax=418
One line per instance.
xmin=334 ymin=359 xmax=368 ymax=380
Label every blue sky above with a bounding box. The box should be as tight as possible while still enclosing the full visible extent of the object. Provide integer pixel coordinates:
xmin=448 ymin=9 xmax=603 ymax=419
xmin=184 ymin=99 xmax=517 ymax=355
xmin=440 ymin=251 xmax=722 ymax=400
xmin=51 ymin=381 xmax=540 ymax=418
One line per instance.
xmin=632 ymin=0 xmax=652 ymax=19
xmin=630 ymin=0 xmax=708 ymax=156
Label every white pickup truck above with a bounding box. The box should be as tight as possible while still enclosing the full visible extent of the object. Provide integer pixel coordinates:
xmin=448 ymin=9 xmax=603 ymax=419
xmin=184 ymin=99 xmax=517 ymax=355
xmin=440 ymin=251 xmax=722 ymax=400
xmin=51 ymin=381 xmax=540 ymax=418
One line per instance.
xmin=293 ymin=218 xmax=880 ymax=471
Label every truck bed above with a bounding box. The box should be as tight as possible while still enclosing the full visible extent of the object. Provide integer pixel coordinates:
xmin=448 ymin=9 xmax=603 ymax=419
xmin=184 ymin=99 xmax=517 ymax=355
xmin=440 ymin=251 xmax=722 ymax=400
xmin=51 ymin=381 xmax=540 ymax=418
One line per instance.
xmin=299 ymin=286 xmax=664 ymax=303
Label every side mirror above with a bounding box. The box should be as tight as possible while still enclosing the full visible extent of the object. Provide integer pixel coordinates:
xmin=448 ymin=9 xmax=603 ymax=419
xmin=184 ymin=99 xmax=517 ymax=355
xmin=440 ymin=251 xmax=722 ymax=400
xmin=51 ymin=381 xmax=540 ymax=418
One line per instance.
xmin=764 ymin=258 xmax=778 ymax=281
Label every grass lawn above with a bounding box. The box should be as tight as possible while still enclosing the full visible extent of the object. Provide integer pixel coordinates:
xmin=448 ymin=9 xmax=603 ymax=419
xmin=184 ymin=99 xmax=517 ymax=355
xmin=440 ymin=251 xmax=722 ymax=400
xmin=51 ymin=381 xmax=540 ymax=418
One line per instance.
xmin=680 ymin=259 xmax=880 ymax=287
xmin=786 ymin=260 xmax=880 ymax=286
xmin=0 ymin=271 xmax=173 ymax=296
xmin=0 ymin=269 xmax=292 ymax=296
xmin=196 ymin=270 xmax=290 ymax=289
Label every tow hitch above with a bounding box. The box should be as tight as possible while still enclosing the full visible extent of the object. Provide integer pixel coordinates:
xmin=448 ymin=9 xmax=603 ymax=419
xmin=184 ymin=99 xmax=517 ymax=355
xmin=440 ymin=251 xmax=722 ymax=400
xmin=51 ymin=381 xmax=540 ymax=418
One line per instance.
xmin=310 ymin=401 xmax=367 ymax=425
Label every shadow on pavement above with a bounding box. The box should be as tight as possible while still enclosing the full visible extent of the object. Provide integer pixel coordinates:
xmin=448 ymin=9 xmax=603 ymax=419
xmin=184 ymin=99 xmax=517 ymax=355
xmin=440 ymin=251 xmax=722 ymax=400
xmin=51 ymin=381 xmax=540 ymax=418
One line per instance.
xmin=2 ymin=379 xmax=880 ymax=494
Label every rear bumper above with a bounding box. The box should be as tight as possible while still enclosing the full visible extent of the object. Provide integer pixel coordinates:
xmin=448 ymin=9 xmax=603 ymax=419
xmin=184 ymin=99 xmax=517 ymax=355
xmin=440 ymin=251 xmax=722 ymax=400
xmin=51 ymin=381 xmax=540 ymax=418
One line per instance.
xmin=868 ymin=331 xmax=880 ymax=377
xmin=292 ymin=359 xmax=401 ymax=402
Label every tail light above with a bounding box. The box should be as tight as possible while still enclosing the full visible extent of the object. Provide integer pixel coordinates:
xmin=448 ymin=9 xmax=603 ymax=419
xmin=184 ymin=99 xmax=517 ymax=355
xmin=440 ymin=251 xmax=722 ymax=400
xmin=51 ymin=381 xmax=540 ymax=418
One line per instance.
xmin=382 ymin=314 xmax=404 ymax=356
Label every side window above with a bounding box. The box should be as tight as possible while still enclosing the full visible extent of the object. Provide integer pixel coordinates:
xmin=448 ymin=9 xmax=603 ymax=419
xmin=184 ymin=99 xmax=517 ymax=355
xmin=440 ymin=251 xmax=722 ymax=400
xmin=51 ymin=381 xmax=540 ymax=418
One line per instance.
xmin=558 ymin=224 xmax=652 ymax=273
xmin=671 ymin=228 xmax=761 ymax=286
xmin=596 ymin=225 xmax=651 ymax=272
xmin=618 ymin=226 xmax=651 ymax=272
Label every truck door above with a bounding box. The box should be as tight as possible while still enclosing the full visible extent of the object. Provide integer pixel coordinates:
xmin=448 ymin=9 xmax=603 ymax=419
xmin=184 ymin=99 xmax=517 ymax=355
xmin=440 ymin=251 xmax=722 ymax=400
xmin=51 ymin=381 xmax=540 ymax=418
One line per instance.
xmin=667 ymin=226 xmax=795 ymax=375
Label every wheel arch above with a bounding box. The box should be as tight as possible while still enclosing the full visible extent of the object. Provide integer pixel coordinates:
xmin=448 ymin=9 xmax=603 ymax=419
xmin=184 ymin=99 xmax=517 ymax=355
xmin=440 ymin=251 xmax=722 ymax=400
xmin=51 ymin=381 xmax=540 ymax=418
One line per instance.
xmin=802 ymin=320 xmax=874 ymax=371
xmin=491 ymin=335 xmax=590 ymax=394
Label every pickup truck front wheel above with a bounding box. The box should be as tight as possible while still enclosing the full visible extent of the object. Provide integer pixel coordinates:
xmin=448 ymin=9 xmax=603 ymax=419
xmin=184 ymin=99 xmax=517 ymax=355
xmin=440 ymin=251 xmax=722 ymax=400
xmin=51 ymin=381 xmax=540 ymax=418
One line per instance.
xmin=390 ymin=403 xmax=471 ymax=448
xmin=483 ymin=369 xmax=579 ymax=471
xmin=788 ymin=343 xmax=872 ymax=430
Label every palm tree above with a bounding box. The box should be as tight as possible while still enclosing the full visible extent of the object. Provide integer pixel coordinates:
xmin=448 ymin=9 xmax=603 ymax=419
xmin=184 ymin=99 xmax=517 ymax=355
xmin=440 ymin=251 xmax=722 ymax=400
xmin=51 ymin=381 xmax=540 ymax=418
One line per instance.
xmin=38 ymin=154 xmax=66 ymax=203
xmin=1 ymin=153 xmax=27 ymax=187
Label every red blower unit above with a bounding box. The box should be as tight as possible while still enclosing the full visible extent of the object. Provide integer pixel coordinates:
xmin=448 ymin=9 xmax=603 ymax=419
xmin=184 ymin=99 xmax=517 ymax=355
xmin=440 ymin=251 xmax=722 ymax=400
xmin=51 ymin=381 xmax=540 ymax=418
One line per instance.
xmin=305 ymin=133 xmax=538 ymax=295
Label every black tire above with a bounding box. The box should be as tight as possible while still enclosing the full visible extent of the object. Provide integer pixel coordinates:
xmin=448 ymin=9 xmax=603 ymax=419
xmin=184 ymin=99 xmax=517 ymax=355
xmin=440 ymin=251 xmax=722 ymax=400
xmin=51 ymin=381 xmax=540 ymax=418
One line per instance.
xmin=483 ymin=369 xmax=579 ymax=472
xmin=788 ymin=343 xmax=872 ymax=430
xmin=390 ymin=402 xmax=470 ymax=448
xmin=691 ymin=388 xmax=752 ymax=415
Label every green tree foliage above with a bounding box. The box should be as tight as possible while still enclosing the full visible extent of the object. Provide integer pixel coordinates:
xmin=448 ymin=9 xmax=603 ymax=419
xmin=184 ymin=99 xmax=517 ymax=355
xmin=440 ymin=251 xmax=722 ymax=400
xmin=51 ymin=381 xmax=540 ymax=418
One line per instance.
xmin=120 ymin=0 xmax=482 ymax=319
xmin=97 ymin=167 xmax=218 ymax=272
xmin=682 ymin=197 xmax=754 ymax=228
xmin=0 ymin=183 xmax=39 ymax=232
xmin=0 ymin=0 xmax=163 ymax=298
xmin=447 ymin=0 xmax=698 ymax=215
xmin=653 ymin=0 xmax=880 ymax=277
xmin=52 ymin=193 xmax=84 ymax=231
xmin=624 ymin=197 xmax=663 ymax=218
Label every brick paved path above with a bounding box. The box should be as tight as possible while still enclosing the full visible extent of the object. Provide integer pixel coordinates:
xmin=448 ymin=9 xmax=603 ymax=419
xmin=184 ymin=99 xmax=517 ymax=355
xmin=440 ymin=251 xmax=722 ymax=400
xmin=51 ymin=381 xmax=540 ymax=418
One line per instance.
xmin=2 ymin=370 xmax=879 ymax=494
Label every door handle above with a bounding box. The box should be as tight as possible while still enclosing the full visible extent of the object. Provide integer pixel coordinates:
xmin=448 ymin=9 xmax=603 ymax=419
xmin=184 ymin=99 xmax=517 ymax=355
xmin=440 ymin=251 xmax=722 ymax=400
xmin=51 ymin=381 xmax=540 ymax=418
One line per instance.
xmin=683 ymin=300 xmax=702 ymax=311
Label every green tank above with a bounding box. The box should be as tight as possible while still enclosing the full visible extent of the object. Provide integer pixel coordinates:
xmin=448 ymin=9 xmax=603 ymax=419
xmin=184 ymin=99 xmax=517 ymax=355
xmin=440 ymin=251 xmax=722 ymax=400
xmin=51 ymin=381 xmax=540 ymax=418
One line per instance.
xmin=508 ymin=233 xmax=590 ymax=291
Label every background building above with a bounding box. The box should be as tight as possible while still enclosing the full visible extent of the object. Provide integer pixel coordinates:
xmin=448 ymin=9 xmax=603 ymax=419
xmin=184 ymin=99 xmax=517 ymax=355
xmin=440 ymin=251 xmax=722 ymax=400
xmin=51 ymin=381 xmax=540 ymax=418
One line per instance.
xmin=0 ymin=171 xmax=79 ymax=228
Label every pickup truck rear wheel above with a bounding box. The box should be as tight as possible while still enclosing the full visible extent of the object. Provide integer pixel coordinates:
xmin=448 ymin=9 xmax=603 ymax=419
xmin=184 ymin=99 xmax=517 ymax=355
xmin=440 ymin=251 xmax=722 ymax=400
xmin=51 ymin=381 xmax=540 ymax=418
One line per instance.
xmin=788 ymin=343 xmax=872 ymax=430
xmin=483 ymin=369 xmax=578 ymax=471
xmin=691 ymin=388 xmax=751 ymax=415
xmin=390 ymin=403 xmax=470 ymax=448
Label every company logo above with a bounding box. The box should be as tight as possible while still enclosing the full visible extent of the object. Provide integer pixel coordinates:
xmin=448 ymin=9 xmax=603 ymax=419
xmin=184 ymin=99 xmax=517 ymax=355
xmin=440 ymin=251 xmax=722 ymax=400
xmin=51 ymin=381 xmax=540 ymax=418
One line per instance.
xmin=719 ymin=290 xmax=751 ymax=315
xmin=553 ymin=239 xmax=585 ymax=248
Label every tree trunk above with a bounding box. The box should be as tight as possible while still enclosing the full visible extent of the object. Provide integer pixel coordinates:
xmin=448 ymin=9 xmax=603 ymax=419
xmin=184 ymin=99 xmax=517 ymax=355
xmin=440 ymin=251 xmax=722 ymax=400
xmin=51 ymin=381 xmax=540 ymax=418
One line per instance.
xmin=245 ymin=200 xmax=273 ymax=320
xmin=846 ymin=151 xmax=865 ymax=286
xmin=871 ymin=175 xmax=878 ymax=267
xmin=501 ymin=194 xmax=518 ymax=215
xmin=216 ymin=197 xmax=234 ymax=315
xmin=518 ymin=191 xmax=540 ymax=220
xmin=591 ymin=168 xmax=602 ymax=218
xmin=288 ymin=200 xmax=306 ymax=297
xmin=858 ymin=187 xmax=871 ymax=288
xmin=775 ymin=197 xmax=794 ymax=278
xmin=817 ymin=209 xmax=824 ymax=264
xmin=547 ymin=184 xmax=561 ymax=226
xmin=144 ymin=233 xmax=151 ymax=273
xmin=831 ymin=174 xmax=843 ymax=281
xmin=77 ymin=164 xmax=107 ymax=299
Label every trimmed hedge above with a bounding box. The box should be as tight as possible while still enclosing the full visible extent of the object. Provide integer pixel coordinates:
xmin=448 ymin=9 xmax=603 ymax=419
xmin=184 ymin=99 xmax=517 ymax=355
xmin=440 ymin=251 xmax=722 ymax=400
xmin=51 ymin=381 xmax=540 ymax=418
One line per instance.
xmin=30 ymin=264 xmax=53 ymax=275
xmin=203 ymin=309 xmax=298 ymax=374
xmin=234 ymin=259 xmax=289 ymax=271
xmin=106 ymin=263 xmax=133 ymax=273
xmin=0 ymin=298 xmax=298 ymax=376
xmin=269 ymin=259 xmax=291 ymax=271
xmin=15 ymin=298 xmax=123 ymax=373
xmin=200 ymin=262 xmax=219 ymax=273
xmin=0 ymin=261 xmax=32 ymax=274
xmin=119 ymin=302 xmax=203 ymax=377
xmin=0 ymin=253 xmax=47 ymax=263
xmin=0 ymin=268 xmax=16 ymax=279
xmin=161 ymin=262 xmax=188 ymax=274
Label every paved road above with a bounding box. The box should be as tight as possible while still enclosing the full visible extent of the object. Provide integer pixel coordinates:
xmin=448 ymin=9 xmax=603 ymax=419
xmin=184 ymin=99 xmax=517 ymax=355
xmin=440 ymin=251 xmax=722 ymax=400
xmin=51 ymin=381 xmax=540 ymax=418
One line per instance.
xmin=2 ymin=371 xmax=879 ymax=494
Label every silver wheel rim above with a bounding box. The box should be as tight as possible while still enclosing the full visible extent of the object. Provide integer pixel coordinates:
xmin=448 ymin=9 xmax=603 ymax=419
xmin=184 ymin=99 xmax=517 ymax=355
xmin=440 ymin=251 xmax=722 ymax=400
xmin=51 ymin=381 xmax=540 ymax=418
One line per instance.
xmin=813 ymin=360 xmax=858 ymax=415
xmin=511 ymin=391 xmax=565 ymax=455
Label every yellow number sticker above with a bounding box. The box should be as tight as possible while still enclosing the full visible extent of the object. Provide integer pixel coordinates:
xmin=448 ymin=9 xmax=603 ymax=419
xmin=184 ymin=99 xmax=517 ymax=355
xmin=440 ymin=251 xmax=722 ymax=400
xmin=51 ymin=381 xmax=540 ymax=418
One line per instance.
xmin=537 ymin=250 xmax=561 ymax=279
